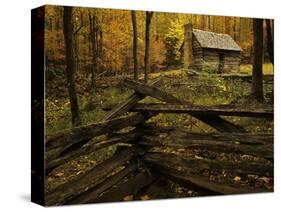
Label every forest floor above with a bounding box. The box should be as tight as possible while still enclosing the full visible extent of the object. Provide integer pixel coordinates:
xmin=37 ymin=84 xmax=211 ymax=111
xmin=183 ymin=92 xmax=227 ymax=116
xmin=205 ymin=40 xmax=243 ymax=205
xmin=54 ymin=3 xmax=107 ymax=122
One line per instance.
xmin=45 ymin=65 xmax=274 ymax=200
xmin=139 ymin=63 xmax=274 ymax=80
xmin=46 ymin=63 xmax=273 ymax=134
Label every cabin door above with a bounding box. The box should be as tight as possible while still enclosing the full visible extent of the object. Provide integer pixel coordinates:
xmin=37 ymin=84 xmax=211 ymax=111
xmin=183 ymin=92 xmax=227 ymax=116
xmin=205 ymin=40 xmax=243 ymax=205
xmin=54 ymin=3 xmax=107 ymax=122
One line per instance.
xmin=218 ymin=53 xmax=225 ymax=73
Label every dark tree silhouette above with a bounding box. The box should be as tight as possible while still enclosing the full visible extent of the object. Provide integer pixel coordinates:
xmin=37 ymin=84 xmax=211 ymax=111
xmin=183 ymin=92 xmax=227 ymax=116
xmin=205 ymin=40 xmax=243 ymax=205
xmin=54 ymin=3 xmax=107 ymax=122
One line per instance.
xmin=131 ymin=11 xmax=139 ymax=80
xmin=63 ymin=6 xmax=82 ymax=127
xmin=265 ymin=19 xmax=274 ymax=65
xmin=251 ymin=18 xmax=264 ymax=102
xmin=144 ymin=11 xmax=153 ymax=83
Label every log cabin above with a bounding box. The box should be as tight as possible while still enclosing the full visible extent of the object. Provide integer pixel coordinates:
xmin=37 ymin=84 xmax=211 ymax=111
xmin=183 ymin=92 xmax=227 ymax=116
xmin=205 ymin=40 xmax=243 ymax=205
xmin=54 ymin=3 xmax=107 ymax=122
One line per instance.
xmin=180 ymin=24 xmax=242 ymax=73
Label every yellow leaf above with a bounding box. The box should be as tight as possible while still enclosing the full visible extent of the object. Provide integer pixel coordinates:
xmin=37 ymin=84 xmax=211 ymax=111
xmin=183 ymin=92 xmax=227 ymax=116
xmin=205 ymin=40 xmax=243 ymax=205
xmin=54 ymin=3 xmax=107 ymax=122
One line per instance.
xmin=233 ymin=176 xmax=241 ymax=182
xmin=47 ymin=177 xmax=53 ymax=182
xmin=55 ymin=172 xmax=64 ymax=177
xmin=140 ymin=195 xmax=150 ymax=200
xmin=123 ymin=195 xmax=134 ymax=201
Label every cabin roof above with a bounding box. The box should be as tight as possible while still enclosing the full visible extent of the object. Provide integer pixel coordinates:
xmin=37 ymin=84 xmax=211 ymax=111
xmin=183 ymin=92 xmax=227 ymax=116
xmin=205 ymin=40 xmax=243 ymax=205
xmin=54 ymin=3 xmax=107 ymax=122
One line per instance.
xmin=192 ymin=29 xmax=241 ymax=51
xmin=180 ymin=29 xmax=242 ymax=52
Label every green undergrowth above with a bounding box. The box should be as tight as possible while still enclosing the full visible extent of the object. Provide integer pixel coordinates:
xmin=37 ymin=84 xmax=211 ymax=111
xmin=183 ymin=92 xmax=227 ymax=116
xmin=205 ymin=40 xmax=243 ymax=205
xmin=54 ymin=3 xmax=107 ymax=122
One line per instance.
xmin=46 ymin=68 xmax=273 ymax=135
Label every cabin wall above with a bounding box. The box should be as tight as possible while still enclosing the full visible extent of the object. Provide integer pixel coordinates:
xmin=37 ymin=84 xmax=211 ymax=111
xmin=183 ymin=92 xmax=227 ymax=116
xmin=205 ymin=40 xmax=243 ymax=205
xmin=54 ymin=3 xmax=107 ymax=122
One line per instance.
xmin=201 ymin=49 xmax=240 ymax=73
xmin=223 ymin=51 xmax=241 ymax=72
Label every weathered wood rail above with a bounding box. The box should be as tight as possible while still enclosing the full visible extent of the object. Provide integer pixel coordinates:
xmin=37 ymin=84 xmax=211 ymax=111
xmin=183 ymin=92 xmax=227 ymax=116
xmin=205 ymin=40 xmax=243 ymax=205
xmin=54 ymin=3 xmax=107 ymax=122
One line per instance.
xmin=45 ymin=78 xmax=273 ymax=206
xmin=104 ymin=103 xmax=273 ymax=119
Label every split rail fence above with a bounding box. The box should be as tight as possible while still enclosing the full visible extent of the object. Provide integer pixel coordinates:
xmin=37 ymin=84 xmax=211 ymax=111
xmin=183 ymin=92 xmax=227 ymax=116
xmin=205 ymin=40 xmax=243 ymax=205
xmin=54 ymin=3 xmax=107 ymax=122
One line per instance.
xmin=45 ymin=78 xmax=273 ymax=205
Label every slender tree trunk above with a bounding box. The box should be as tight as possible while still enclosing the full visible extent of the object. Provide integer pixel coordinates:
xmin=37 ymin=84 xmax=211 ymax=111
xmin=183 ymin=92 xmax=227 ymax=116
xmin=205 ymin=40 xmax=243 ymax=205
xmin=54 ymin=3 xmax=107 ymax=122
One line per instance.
xmin=98 ymin=29 xmax=103 ymax=73
xmin=252 ymin=18 xmax=264 ymax=102
xmin=131 ymin=11 xmax=138 ymax=80
xmin=73 ymin=13 xmax=84 ymax=75
xmin=74 ymin=37 xmax=79 ymax=73
xmin=265 ymin=19 xmax=274 ymax=104
xmin=99 ymin=30 xmax=103 ymax=57
xmin=144 ymin=11 xmax=153 ymax=83
xmin=265 ymin=19 xmax=274 ymax=65
xmin=89 ymin=13 xmax=97 ymax=96
xmin=63 ymin=6 xmax=81 ymax=127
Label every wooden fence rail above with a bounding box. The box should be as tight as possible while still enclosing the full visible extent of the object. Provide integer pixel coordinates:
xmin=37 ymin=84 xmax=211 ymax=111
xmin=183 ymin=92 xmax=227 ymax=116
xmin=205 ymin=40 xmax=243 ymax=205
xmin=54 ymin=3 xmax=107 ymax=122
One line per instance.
xmin=103 ymin=103 xmax=273 ymax=119
xmin=45 ymin=78 xmax=273 ymax=205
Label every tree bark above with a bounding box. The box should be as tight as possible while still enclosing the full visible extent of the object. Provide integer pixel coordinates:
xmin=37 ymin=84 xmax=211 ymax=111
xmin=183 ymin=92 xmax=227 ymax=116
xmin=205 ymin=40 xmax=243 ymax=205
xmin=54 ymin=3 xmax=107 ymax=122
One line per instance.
xmin=73 ymin=12 xmax=84 ymax=73
xmin=106 ymin=103 xmax=273 ymax=119
xmin=67 ymin=164 xmax=138 ymax=204
xmin=46 ymin=113 xmax=148 ymax=150
xmin=144 ymin=154 xmax=272 ymax=195
xmin=91 ymin=171 xmax=157 ymax=203
xmin=45 ymin=147 xmax=140 ymax=205
xmin=144 ymin=12 xmax=153 ymax=83
xmin=89 ymin=13 xmax=97 ymax=96
xmin=252 ymin=18 xmax=264 ymax=102
xmin=131 ymin=11 xmax=139 ymax=80
xmin=144 ymin=152 xmax=273 ymax=177
xmin=265 ymin=19 xmax=274 ymax=65
xmin=140 ymin=133 xmax=273 ymax=160
xmin=46 ymin=130 xmax=143 ymax=172
xmin=63 ymin=6 xmax=81 ymax=127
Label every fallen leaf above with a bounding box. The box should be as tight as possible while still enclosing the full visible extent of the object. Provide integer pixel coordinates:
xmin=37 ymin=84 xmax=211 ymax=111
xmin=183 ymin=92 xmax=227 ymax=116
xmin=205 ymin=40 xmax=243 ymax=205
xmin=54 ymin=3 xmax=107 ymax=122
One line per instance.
xmin=234 ymin=176 xmax=241 ymax=182
xmin=123 ymin=195 xmax=134 ymax=201
xmin=177 ymin=166 xmax=183 ymax=171
xmin=258 ymin=176 xmax=270 ymax=184
xmin=187 ymin=190 xmax=193 ymax=195
xmin=55 ymin=172 xmax=64 ymax=177
xmin=176 ymin=187 xmax=184 ymax=193
xmin=241 ymin=155 xmax=251 ymax=160
xmin=47 ymin=177 xmax=53 ymax=182
xmin=195 ymin=155 xmax=203 ymax=160
xmin=140 ymin=195 xmax=150 ymax=200
xmin=159 ymin=133 xmax=168 ymax=138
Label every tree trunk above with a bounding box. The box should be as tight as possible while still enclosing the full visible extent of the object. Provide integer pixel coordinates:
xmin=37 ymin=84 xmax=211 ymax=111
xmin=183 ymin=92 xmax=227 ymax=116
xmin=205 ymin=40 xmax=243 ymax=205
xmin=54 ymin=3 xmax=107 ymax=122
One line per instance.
xmin=252 ymin=18 xmax=264 ymax=102
xmin=73 ymin=12 xmax=84 ymax=75
xmin=144 ymin=12 xmax=153 ymax=83
xmin=73 ymin=37 xmax=79 ymax=73
xmin=99 ymin=30 xmax=103 ymax=57
xmin=89 ymin=13 xmax=98 ymax=99
xmin=63 ymin=6 xmax=81 ymax=127
xmin=131 ymin=11 xmax=138 ymax=80
xmin=265 ymin=19 xmax=274 ymax=65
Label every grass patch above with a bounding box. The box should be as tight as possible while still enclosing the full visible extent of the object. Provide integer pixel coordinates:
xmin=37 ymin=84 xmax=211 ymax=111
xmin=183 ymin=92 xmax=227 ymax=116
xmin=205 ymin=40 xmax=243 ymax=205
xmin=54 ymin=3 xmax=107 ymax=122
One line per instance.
xmin=240 ymin=63 xmax=273 ymax=75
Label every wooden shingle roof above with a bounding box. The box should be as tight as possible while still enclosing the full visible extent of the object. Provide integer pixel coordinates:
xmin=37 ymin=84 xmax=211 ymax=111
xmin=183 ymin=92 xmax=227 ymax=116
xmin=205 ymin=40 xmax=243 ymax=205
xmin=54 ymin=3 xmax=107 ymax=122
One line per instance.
xmin=192 ymin=29 xmax=241 ymax=51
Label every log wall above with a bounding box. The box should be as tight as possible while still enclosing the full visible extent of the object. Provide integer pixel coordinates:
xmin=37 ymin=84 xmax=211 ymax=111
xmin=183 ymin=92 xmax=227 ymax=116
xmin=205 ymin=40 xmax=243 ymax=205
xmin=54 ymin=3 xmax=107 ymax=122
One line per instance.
xmin=200 ymin=49 xmax=240 ymax=73
xmin=191 ymin=36 xmax=203 ymax=70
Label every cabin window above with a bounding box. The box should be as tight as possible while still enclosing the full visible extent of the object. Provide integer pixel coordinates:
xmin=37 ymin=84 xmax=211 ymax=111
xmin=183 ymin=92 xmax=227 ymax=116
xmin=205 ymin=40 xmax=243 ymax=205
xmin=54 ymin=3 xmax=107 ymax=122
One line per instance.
xmin=218 ymin=53 xmax=225 ymax=73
